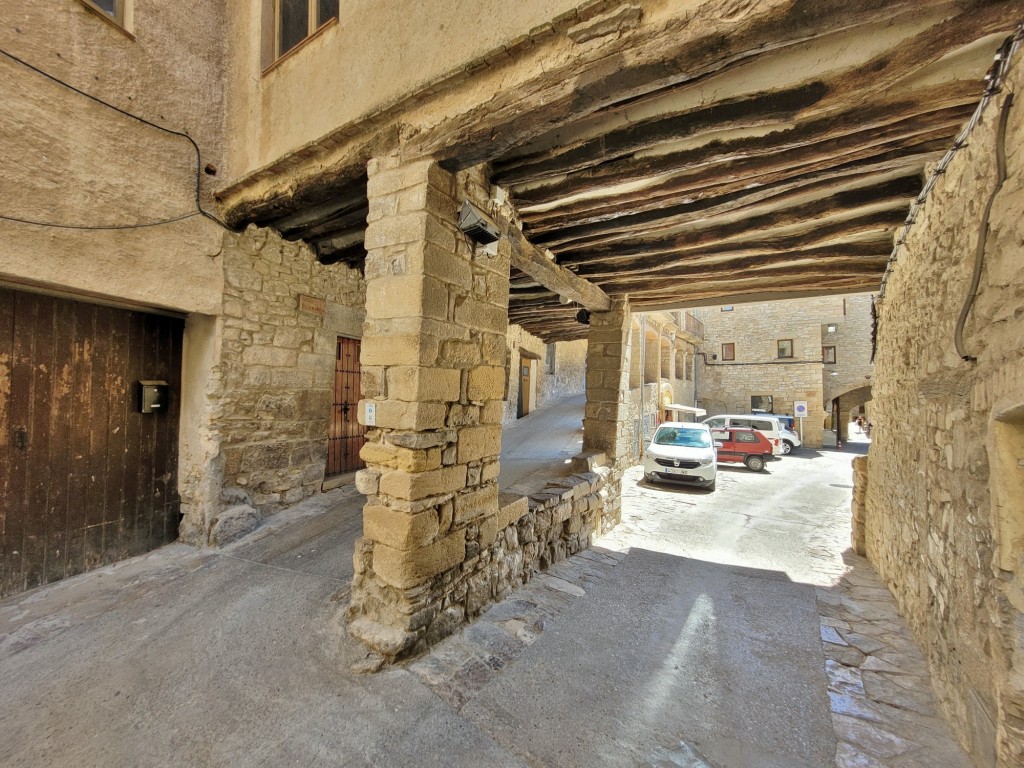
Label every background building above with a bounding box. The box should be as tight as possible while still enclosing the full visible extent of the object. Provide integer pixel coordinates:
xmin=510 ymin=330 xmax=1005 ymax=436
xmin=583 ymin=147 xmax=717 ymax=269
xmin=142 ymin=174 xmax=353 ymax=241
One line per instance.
xmin=695 ymin=293 xmax=875 ymax=448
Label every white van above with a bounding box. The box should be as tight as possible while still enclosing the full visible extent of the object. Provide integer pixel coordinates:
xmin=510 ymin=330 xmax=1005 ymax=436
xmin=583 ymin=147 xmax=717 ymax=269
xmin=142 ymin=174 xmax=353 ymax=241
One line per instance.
xmin=701 ymin=414 xmax=786 ymax=456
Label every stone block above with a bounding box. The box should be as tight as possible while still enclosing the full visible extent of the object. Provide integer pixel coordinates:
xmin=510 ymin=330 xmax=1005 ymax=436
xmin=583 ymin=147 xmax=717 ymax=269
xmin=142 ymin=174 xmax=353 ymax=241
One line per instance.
xmin=454 ymin=297 xmax=507 ymax=333
xmin=360 ymin=333 xmax=437 ymax=367
xmin=363 ymin=505 xmax=439 ymax=550
xmin=404 ymin=240 xmax=473 ymax=290
xmin=387 ymin=432 xmax=449 ymax=450
xmin=355 ymin=468 xmax=381 ymax=495
xmin=479 ymin=514 xmax=500 ymax=548
xmin=372 ymin=530 xmax=466 ymax=589
xmin=363 ymin=212 xmax=430 ymax=251
xmin=480 ymin=400 xmax=504 ymax=425
xmin=454 ymin=483 xmax=499 ymax=523
xmin=468 ymin=366 xmax=507 ymax=401
xmin=457 ymin=426 xmax=502 ymax=463
xmin=440 ymin=339 xmax=482 ymax=367
xmin=386 ymin=366 xmax=461 ymax=403
xmin=360 ymin=400 xmax=447 ymax=431
xmin=365 ymin=275 xmax=448 ymax=321
xmin=360 ymin=441 xmax=442 ymax=472
xmin=210 ymin=505 xmax=261 ymax=546
xmin=379 ymin=464 xmax=468 ymax=501
xmin=497 ymin=493 xmax=529 ymax=529
xmin=242 ymin=345 xmax=298 ymax=368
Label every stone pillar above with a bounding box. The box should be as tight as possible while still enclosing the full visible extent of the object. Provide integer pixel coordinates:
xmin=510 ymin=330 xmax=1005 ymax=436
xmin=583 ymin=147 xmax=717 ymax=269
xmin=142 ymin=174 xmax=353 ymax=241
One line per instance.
xmin=582 ymin=299 xmax=632 ymax=531
xmin=347 ymin=157 xmax=510 ymax=663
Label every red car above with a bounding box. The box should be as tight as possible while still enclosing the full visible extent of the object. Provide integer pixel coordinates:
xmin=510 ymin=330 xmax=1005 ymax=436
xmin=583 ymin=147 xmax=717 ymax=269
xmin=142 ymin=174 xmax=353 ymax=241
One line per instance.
xmin=710 ymin=427 xmax=773 ymax=472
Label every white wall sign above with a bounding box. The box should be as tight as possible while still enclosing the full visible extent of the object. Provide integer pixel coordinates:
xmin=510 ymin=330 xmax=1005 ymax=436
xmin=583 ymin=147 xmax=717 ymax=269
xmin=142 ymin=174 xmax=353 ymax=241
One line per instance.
xmin=794 ymin=401 xmax=809 ymax=418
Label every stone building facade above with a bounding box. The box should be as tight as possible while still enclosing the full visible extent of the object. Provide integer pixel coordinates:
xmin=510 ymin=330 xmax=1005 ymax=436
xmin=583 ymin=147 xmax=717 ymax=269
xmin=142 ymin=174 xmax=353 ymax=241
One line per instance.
xmin=694 ymin=294 xmax=875 ymax=448
xmin=863 ymin=55 xmax=1024 ymax=768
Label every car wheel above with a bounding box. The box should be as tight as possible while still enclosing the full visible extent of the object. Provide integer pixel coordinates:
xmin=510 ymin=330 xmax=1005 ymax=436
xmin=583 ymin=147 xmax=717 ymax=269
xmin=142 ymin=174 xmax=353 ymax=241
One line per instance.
xmin=705 ymin=479 xmax=716 ymax=492
xmin=745 ymin=455 xmax=766 ymax=472
xmin=781 ymin=441 xmax=793 ymax=455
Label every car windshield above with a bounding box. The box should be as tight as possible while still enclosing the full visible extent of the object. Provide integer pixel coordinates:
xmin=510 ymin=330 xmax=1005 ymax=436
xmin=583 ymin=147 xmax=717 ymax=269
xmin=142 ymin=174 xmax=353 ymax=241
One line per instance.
xmin=653 ymin=428 xmax=711 ymax=448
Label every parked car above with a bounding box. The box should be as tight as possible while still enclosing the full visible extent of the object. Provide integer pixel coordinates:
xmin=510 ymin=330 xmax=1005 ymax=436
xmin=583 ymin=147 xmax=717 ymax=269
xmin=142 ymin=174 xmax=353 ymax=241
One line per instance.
xmin=701 ymin=414 xmax=785 ymax=456
xmin=643 ymin=422 xmax=717 ymax=490
xmin=709 ymin=427 xmax=773 ymax=471
xmin=760 ymin=413 xmax=802 ymax=454
xmin=779 ymin=426 xmax=802 ymax=454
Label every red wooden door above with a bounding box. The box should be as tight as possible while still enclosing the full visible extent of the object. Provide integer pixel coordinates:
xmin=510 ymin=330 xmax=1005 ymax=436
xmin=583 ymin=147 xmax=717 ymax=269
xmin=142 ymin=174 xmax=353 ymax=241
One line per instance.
xmin=0 ymin=288 xmax=183 ymax=598
xmin=326 ymin=336 xmax=365 ymax=477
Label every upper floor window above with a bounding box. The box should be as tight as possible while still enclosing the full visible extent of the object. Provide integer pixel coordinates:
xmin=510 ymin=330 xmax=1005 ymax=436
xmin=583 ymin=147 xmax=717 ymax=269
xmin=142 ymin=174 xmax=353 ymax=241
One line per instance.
xmin=823 ymin=345 xmax=837 ymax=364
xmin=274 ymin=0 xmax=338 ymax=60
xmin=777 ymin=339 xmax=794 ymax=359
xmin=79 ymin=0 xmax=130 ymax=31
xmin=721 ymin=343 xmax=735 ymax=361
xmin=545 ymin=344 xmax=556 ymax=374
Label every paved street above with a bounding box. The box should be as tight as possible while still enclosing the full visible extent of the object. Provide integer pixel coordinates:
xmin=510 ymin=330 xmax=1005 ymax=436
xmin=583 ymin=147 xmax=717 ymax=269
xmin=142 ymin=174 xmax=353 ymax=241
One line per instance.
xmin=0 ymin=397 xmax=967 ymax=767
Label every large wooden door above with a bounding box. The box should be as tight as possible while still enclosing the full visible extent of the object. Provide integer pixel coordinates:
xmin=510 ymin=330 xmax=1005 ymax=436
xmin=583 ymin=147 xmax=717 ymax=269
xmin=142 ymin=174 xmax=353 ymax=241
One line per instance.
xmin=0 ymin=288 xmax=183 ymax=598
xmin=326 ymin=336 xmax=365 ymax=477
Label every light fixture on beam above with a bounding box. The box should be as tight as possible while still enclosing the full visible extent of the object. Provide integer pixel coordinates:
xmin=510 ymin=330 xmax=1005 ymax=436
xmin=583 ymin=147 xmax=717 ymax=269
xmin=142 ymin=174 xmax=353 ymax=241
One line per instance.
xmin=559 ymin=294 xmax=571 ymax=305
xmin=457 ymin=201 xmax=501 ymax=245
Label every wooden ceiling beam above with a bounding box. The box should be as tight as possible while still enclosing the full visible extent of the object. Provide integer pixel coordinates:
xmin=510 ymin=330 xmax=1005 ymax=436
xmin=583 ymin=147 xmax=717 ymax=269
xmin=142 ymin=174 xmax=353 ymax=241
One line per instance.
xmin=502 ymin=218 xmax=611 ymax=312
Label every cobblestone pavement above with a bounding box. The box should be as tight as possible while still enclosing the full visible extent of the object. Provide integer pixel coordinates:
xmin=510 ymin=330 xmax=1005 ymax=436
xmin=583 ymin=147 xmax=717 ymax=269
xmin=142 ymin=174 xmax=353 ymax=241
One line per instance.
xmin=411 ymin=450 xmax=970 ymax=767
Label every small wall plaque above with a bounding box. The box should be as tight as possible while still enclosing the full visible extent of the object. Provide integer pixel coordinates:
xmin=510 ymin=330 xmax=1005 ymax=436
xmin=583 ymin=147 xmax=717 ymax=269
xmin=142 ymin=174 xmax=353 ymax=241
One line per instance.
xmin=298 ymin=294 xmax=326 ymax=317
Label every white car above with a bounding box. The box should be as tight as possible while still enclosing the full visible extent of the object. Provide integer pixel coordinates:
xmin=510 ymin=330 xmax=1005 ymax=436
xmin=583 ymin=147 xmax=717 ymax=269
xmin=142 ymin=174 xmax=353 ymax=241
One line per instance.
xmin=643 ymin=422 xmax=717 ymax=491
xmin=780 ymin=426 xmax=802 ymax=454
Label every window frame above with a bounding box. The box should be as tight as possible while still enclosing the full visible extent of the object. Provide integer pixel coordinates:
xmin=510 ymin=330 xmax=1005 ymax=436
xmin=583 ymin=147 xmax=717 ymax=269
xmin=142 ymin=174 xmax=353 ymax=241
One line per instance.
xmin=823 ymin=345 xmax=837 ymax=364
xmin=264 ymin=0 xmax=339 ymax=71
xmin=721 ymin=342 xmax=735 ymax=361
xmin=78 ymin=0 xmax=132 ymax=34
xmin=545 ymin=343 xmax=556 ymax=374
xmin=777 ymin=338 xmax=794 ymax=359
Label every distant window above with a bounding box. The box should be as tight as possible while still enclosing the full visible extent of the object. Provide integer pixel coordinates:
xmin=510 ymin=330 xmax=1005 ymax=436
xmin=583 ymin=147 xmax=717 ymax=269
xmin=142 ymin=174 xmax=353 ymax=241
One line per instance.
xmin=79 ymin=0 xmax=127 ymax=27
xmin=707 ymin=418 xmax=726 ymax=428
xmin=721 ymin=343 xmax=735 ymax=361
xmin=823 ymin=345 xmax=837 ymax=364
xmin=751 ymin=419 xmax=773 ymax=431
xmin=721 ymin=306 xmax=734 ymax=312
xmin=751 ymin=395 xmax=773 ymax=412
xmin=545 ymin=344 xmax=556 ymax=374
xmin=273 ymin=0 xmax=338 ymax=60
xmin=777 ymin=339 xmax=793 ymax=359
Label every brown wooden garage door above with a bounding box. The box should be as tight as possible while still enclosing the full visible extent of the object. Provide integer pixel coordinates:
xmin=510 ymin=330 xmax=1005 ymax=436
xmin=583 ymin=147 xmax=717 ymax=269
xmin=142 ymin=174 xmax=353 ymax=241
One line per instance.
xmin=0 ymin=288 xmax=184 ymax=598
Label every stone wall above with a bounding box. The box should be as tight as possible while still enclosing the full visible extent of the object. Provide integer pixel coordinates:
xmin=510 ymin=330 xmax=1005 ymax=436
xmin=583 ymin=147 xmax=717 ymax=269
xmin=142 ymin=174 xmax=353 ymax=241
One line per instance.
xmin=503 ymin=325 xmax=587 ymax=425
xmin=695 ymin=294 xmax=875 ymax=448
xmin=179 ymin=226 xmax=366 ymax=545
xmin=864 ymin=57 xmax=1024 ymax=768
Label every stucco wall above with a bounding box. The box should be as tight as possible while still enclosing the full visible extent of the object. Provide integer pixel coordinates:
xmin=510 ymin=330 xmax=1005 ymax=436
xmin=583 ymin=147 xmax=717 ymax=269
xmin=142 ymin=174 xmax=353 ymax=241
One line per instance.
xmin=0 ymin=0 xmax=227 ymax=316
xmin=227 ymin=0 xmax=589 ymax=174
xmin=865 ymin=56 xmax=1024 ymax=768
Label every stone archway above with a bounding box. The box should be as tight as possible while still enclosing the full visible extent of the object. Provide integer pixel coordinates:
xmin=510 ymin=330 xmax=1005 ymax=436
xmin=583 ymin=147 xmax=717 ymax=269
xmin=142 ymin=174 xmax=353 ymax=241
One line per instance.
xmin=830 ymin=384 xmax=873 ymax=443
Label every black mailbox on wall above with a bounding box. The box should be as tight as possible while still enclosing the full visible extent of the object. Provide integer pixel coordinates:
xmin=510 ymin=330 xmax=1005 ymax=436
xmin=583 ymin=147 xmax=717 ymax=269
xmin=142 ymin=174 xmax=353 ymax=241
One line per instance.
xmin=137 ymin=380 xmax=169 ymax=414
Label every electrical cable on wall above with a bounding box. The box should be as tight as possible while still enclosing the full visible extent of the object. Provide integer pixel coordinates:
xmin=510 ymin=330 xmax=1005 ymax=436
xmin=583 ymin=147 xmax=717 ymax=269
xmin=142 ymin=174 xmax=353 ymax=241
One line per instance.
xmin=953 ymin=91 xmax=1014 ymax=362
xmin=0 ymin=47 xmax=228 ymax=231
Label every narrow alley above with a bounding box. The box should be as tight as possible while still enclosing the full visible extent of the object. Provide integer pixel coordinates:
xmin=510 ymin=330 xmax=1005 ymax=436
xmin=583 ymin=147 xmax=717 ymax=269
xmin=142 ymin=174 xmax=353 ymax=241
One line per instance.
xmin=0 ymin=396 xmax=965 ymax=767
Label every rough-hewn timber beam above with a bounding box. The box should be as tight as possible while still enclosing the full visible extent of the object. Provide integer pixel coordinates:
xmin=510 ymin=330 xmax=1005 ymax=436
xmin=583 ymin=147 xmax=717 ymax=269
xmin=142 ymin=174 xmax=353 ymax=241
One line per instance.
xmin=504 ymin=221 xmax=611 ymax=312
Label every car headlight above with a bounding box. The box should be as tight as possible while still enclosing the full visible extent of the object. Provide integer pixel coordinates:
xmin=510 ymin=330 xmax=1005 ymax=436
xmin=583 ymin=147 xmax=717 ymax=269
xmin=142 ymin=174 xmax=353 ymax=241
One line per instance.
xmin=699 ymin=456 xmax=713 ymax=466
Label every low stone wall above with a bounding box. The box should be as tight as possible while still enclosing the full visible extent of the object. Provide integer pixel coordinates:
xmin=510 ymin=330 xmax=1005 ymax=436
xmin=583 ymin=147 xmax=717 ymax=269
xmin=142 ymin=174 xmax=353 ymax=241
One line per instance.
xmin=349 ymin=463 xmax=611 ymax=663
